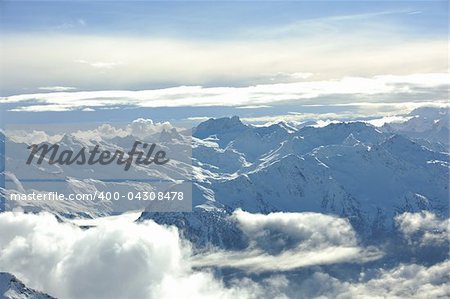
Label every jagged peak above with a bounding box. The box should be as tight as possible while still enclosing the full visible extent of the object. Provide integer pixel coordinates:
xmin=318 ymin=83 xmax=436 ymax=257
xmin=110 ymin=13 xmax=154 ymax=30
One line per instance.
xmin=193 ymin=116 xmax=248 ymax=138
xmin=0 ymin=272 xmax=56 ymax=299
xmin=59 ymin=133 xmax=76 ymax=144
xmin=159 ymin=127 xmax=183 ymax=141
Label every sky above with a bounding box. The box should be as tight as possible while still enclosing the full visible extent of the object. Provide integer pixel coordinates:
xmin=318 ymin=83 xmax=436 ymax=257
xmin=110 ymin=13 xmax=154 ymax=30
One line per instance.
xmin=0 ymin=1 xmax=448 ymax=125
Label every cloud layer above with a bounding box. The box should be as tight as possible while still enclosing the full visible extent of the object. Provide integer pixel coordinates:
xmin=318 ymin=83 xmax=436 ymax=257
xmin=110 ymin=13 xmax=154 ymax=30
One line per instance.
xmin=0 ymin=211 xmax=447 ymax=298
xmin=191 ymin=210 xmax=382 ymax=272
xmin=0 ymin=211 xmax=256 ymax=299
xmin=0 ymin=31 xmax=447 ymax=94
xmin=6 ymin=118 xmax=174 ymax=144
xmin=1 ymin=73 xmax=448 ymax=112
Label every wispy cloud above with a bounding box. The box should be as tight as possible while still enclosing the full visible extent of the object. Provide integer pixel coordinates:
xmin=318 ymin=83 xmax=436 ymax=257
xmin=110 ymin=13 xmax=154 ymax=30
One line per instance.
xmin=75 ymin=59 xmax=123 ymax=70
xmin=2 ymin=73 xmax=448 ymax=112
xmin=191 ymin=210 xmax=383 ymax=273
xmin=54 ymin=18 xmax=87 ymax=30
xmin=38 ymin=86 xmax=77 ymax=92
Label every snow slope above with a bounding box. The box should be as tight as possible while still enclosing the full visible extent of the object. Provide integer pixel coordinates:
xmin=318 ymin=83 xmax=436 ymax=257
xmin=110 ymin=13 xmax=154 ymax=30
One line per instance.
xmin=0 ymin=273 xmax=55 ymax=299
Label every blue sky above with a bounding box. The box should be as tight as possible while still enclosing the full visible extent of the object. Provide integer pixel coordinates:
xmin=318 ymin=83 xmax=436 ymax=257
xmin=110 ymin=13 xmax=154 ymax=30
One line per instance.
xmin=1 ymin=1 xmax=448 ymax=39
xmin=0 ymin=1 xmax=448 ymax=124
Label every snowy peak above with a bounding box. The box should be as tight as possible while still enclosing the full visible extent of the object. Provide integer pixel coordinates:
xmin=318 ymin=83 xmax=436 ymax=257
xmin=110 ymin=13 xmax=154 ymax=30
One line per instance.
xmin=58 ymin=133 xmax=91 ymax=149
xmin=253 ymin=122 xmax=296 ymax=136
xmin=381 ymin=107 xmax=449 ymax=150
xmin=193 ymin=116 xmax=248 ymax=139
xmin=59 ymin=133 xmax=78 ymax=146
xmin=409 ymin=106 xmax=448 ymax=122
xmin=298 ymin=121 xmax=385 ymax=147
xmin=0 ymin=273 xmax=55 ymax=299
xmin=159 ymin=128 xmax=183 ymax=142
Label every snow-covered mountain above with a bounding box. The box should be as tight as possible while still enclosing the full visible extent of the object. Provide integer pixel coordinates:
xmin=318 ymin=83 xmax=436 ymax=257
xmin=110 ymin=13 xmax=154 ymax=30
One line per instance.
xmin=144 ymin=108 xmax=449 ymax=246
xmin=381 ymin=106 xmax=449 ymax=152
xmin=0 ymin=273 xmax=55 ymax=299
xmin=0 ymin=107 xmax=449 ymax=298
xmin=2 ymin=129 xmax=192 ymax=217
xmin=2 ymin=107 xmax=449 ymax=246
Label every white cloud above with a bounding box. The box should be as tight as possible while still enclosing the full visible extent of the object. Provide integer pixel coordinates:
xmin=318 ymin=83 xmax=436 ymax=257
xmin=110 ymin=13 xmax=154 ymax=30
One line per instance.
xmin=310 ymin=119 xmax=342 ymax=128
xmin=0 ymin=32 xmax=446 ymax=93
xmin=128 ymin=118 xmax=173 ymax=139
xmin=238 ymin=101 xmax=449 ymax=125
xmin=54 ymin=19 xmax=87 ymax=30
xmin=5 ymin=118 xmax=177 ymax=146
xmin=0 ymin=212 xmax=269 ymax=299
xmin=38 ymin=86 xmax=77 ymax=92
xmin=367 ymin=115 xmax=414 ymax=127
xmin=71 ymin=124 xmax=129 ymax=141
xmin=75 ymin=59 xmax=123 ymax=70
xmin=240 ymin=112 xmax=372 ymax=125
xmin=2 ymin=73 xmax=449 ymax=112
xmin=395 ymin=211 xmax=450 ymax=246
xmin=237 ymin=105 xmax=271 ymax=109
xmin=68 ymin=119 xmax=174 ymax=141
xmin=190 ymin=210 xmax=383 ymax=273
xmin=5 ymin=130 xmax=63 ymax=144
xmin=186 ymin=116 xmax=212 ymax=122
xmin=290 ymin=72 xmax=313 ymax=79
xmin=296 ymin=259 xmax=450 ymax=298
xmin=0 ymin=211 xmax=447 ymax=299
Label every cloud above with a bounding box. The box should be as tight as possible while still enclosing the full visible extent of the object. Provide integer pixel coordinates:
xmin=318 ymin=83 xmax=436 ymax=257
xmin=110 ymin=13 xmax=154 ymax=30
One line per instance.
xmin=75 ymin=59 xmax=123 ymax=70
xmin=366 ymin=115 xmax=414 ymax=127
xmin=0 ymin=211 xmax=269 ymax=299
xmin=240 ymin=112 xmax=356 ymax=124
xmin=5 ymin=118 xmax=175 ymax=145
xmin=186 ymin=117 xmax=211 ymax=122
xmin=5 ymin=130 xmax=63 ymax=144
xmin=66 ymin=119 xmax=174 ymax=141
xmin=54 ymin=19 xmax=87 ymax=30
xmin=295 ymin=259 xmax=450 ymax=298
xmin=237 ymin=105 xmax=272 ymax=109
xmin=190 ymin=210 xmax=383 ymax=273
xmin=0 ymin=211 xmax=447 ymax=299
xmin=2 ymin=73 xmax=449 ymax=112
xmin=395 ymin=211 xmax=450 ymax=246
xmin=128 ymin=118 xmax=173 ymax=139
xmin=38 ymin=86 xmax=77 ymax=92
xmin=238 ymin=101 xmax=449 ymax=125
xmin=0 ymin=30 xmax=446 ymax=94
xmin=71 ymin=124 xmax=129 ymax=141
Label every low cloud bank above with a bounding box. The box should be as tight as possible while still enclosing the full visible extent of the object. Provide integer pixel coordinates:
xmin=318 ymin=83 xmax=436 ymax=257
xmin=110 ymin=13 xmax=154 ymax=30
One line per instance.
xmin=2 ymin=73 xmax=448 ymax=112
xmin=7 ymin=118 xmax=174 ymax=144
xmin=0 ymin=211 xmax=294 ymax=299
xmin=0 ymin=211 xmax=448 ymax=298
xmin=294 ymin=259 xmax=450 ymax=298
xmin=191 ymin=210 xmax=383 ymax=272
